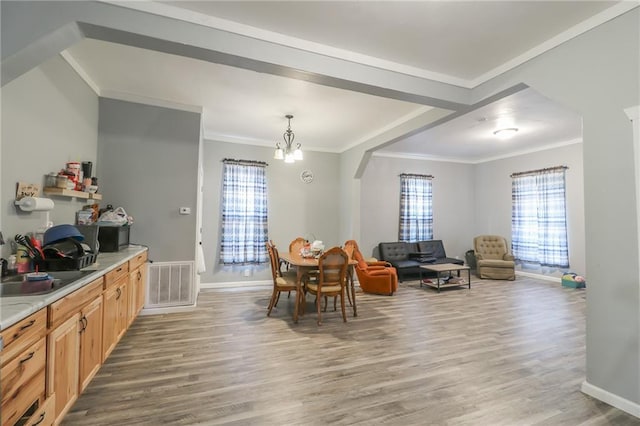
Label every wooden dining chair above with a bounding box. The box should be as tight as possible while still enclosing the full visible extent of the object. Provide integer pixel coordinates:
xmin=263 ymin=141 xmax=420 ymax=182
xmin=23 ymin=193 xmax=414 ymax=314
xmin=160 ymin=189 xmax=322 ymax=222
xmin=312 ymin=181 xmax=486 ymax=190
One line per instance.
xmin=289 ymin=236 xmax=319 ymax=285
xmin=266 ymin=242 xmax=300 ymax=321
xmin=303 ymin=246 xmax=349 ymax=325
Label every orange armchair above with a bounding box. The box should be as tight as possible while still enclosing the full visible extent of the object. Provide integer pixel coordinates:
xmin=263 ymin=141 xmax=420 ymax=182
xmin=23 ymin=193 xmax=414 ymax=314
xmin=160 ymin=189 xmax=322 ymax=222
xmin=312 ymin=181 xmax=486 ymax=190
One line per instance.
xmin=344 ymin=240 xmax=398 ymax=296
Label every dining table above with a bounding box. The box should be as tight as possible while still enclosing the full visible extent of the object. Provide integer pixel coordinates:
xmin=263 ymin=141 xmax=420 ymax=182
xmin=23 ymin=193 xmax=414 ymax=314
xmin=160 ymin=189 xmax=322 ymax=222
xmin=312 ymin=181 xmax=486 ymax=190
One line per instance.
xmin=279 ymin=251 xmax=358 ymax=319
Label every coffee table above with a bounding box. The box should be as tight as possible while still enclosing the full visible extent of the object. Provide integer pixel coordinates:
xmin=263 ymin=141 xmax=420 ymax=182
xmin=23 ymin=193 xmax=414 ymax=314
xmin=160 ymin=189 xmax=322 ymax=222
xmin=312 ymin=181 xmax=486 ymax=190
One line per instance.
xmin=419 ymin=263 xmax=471 ymax=292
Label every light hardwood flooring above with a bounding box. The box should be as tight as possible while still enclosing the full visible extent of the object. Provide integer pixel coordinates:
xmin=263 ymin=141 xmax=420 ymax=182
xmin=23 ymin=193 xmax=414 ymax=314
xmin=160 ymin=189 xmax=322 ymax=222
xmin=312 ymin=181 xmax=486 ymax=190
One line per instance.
xmin=64 ymin=276 xmax=639 ymax=425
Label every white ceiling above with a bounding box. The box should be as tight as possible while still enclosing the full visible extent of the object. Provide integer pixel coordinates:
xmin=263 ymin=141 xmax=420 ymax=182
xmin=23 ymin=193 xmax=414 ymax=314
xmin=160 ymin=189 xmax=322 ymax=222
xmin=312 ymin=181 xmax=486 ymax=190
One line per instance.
xmin=63 ymin=1 xmax=627 ymax=161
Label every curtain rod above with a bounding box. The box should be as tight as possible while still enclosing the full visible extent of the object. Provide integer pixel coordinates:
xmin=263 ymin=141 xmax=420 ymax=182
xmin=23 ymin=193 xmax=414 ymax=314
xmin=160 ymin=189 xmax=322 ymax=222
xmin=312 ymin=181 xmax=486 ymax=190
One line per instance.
xmin=399 ymin=173 xmax=434 ymax=179
xmin=222 ymin=158 xmax=268 ymax=167
xmin=510 ymin=165 xmax=568 ymax=178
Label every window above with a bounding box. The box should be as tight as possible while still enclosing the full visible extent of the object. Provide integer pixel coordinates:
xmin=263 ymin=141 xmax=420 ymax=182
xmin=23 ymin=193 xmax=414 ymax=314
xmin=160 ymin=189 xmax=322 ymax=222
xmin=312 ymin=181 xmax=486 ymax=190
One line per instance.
xmin=220 ymin=159 xmax=268 ymax=264
xmin=398 ymin=174 xmax=433 ymax=242
xmin=511 ymin=166 xmax=569 ymax=268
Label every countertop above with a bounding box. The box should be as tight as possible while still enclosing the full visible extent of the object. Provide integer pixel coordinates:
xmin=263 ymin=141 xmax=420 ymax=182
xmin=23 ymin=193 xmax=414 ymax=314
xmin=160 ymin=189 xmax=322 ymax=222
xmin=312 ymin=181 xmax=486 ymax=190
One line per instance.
xmin=0 ymin=245 xmax=147 ymax=331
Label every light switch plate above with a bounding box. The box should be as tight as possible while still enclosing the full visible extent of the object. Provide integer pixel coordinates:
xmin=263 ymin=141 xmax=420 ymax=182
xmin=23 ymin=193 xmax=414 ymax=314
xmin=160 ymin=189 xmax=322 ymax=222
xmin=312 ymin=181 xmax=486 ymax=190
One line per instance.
xmin=179 ymin=207 xmax=191 ymax=215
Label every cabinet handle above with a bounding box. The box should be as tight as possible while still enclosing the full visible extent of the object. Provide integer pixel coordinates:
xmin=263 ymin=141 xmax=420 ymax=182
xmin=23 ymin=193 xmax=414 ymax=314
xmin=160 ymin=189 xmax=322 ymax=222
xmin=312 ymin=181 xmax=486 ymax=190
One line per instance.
xmin=116 ymin=267 xmax=123 ymax=272
xmin=31 ymin=413 xmax=46 ymax=426
xmin=79 ymin=316 xmax=87 ymax=333
xmin=13 ymin=319 xmax=35 ymax=338
xmin=137 ymin=271 xmax=142 ymax=280
xmin=19 ymin=351 xmax=35 ymax=364
xmin=116 ymin=287 xmax=122 ymax=300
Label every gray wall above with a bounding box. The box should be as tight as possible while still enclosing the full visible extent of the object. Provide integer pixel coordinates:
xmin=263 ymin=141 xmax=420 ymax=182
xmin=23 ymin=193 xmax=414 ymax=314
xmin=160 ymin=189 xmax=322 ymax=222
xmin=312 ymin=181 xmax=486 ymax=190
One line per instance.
xmin=1 ymin=55 xmax=98 ymax=258
xmin=97 ymin=99 xmax=200 ymax=263
xmin=474 ymin=142 xmax=585 ymax=277
xmin=359 ymin=156 xmax=475 ymax=260
xmin=201 ymin=140 xmax=341 ymax=284
xmin=472 ymin=9 xmax=639 ymax=407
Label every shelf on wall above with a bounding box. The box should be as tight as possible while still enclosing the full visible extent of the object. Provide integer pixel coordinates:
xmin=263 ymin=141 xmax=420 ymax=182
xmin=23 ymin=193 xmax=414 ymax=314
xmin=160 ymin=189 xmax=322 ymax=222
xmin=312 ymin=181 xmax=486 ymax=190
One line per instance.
xmin=43 ymin=187 xmax=102 ymax=200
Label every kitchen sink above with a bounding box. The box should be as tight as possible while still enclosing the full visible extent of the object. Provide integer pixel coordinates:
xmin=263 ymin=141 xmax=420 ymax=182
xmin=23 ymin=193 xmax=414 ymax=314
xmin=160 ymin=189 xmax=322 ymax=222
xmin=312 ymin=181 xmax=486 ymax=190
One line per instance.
xmin=0 ymin=270 xmax=96 ymax=297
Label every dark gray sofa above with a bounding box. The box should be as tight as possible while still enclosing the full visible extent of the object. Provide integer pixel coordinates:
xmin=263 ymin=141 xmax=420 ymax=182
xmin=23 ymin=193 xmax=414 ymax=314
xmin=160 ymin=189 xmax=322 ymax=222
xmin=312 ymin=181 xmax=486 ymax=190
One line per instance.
xmin=378 ymin=240 xmax=463 ymax=282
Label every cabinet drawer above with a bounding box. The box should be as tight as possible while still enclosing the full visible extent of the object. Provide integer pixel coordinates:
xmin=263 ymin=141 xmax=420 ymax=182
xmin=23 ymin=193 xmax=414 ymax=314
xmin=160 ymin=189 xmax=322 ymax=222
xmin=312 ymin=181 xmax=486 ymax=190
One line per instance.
xmin=104 ymin=263 xmax=129 ymax=290
xmin=48 ymin=278 xmax=103 ymax=329
xmin=0 ymin=368 xmax=45 ymax=426
xmin=0 ymin=309 xmax=46 ymax=367
xmin=129 ymin=250 xmax=148 ymax=271
xmin=1 ymin=337 xmax=46 ymax=408
xmin=23 ymin=393 xmax=55 ymax=426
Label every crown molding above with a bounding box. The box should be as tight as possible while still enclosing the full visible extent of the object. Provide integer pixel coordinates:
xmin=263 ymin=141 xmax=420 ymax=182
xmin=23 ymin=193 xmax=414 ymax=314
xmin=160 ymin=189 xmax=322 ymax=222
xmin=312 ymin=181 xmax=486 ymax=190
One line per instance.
xmin=60 ymin=51 xmax=100 ymax=95
xmin=470 ymin=2 xmax=640 ymax=87
xmin=340 ymin=106 xmax=435 ymax=153
xmin=100 ymin=1 xmax=638 ymax=89
xmin=100 ymin=89 xmax=202 ymax=113
xmin=374 ymin=138 xmax=583 ymax=165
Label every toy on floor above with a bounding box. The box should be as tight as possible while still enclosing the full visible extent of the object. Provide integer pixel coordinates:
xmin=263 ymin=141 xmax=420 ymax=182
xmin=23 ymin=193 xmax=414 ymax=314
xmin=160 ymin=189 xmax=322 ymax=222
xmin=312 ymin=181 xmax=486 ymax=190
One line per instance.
xmin=562 ymin=272 xmax=586 ymax=289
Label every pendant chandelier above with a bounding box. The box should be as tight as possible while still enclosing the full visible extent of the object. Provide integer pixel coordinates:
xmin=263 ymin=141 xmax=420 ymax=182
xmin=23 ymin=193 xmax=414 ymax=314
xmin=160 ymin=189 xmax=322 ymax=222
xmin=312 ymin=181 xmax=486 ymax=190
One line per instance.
xmin=274 ymin=114 xmax=303 ymax=163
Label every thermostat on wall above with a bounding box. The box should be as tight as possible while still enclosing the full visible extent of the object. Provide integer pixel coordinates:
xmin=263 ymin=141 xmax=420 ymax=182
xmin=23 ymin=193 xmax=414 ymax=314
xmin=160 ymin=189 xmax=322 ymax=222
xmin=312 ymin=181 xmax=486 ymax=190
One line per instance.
xmin=300 ymin=170 xmax=314 ymax=183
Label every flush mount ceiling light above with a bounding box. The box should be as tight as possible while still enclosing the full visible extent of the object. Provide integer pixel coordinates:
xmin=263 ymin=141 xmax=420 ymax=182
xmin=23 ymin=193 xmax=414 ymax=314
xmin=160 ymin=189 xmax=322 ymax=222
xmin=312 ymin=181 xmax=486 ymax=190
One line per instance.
xmin=493 ymin=127 xmax=519 ymax=139
xmin=273 ymin=114 xmax=303 ymax=163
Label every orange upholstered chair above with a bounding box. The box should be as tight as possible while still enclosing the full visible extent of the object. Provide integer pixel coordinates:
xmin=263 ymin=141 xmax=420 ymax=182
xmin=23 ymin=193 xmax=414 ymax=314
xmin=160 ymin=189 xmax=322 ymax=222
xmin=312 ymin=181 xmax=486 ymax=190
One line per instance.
xmin=344 ymin=240 xmax=398 ymax=296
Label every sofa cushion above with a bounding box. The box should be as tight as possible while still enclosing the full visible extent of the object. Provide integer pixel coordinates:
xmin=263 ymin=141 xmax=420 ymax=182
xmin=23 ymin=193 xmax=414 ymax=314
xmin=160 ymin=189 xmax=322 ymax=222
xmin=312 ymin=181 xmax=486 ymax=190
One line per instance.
xmin=378 ymin=242 xmax=416 ymax=262
xmin=477 ymin=259 xmax=515 ymax=268
xmin=409 ymin=253 xmax=437 ymax=263
xmin=417 ymin=240 xmax=446 ymax=259
xmin=390 ymin=259 xmax=421 ymax=269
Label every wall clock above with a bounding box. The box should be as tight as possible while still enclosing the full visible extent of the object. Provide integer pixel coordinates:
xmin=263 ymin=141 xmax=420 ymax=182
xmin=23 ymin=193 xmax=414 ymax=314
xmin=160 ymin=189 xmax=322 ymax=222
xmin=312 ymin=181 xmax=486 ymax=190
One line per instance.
xmin=300 ymin=170 xmax=314 ymax=184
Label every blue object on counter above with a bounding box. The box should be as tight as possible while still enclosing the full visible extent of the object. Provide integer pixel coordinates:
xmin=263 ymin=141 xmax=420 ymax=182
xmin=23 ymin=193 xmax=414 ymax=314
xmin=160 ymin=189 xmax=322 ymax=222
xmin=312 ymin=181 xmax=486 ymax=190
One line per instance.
xmin=43 ymin=224 xmax=84 ymax=246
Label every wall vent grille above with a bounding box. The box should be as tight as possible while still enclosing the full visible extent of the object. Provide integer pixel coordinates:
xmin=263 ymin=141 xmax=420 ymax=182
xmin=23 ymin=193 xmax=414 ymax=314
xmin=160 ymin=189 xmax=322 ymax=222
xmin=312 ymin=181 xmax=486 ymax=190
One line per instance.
xmin=146 ymin=261 xmax=195 ymax=308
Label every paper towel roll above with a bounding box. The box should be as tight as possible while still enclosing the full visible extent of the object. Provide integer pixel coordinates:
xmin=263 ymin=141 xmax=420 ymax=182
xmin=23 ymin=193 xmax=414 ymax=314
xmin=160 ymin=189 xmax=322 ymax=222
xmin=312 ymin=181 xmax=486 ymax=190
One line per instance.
xmin=15 ymin=197 xmax=55 ymax=211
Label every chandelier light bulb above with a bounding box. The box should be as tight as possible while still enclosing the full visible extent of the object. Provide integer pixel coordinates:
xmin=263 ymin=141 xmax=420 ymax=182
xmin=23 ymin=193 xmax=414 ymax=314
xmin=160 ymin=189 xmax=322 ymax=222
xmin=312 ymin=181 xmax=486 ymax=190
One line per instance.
xmin=274 ymin=114 xmax=302 ymax=163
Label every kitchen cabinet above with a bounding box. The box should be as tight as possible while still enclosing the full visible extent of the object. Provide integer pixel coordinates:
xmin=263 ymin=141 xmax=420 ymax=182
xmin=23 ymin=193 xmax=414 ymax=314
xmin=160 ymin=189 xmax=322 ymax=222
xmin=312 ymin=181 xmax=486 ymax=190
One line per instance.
xmin=128 ymin=251 xmax=148 ymax=325
xmin=102 ymin=270 xmax=129 ymax=362
xmin=78 ymin=296 xmax=103 ymax=393
xmin=0 ymin=309 xmax=47 ymax=426
xmin=1 ymin=248 xmax=147 ymax=426
xmin=46 ymin=277 xmax=103 ymax=425
xmin=46 ymin=313 xmax=79 ymax=425
xmin=22 ymin=393 xmax=55 ymax=426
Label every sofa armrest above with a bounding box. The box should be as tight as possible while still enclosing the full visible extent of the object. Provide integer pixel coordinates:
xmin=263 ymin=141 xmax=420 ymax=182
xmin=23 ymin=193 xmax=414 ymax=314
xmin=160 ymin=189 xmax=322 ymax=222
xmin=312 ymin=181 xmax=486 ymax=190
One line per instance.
xmin=364 ymin=265 xmax=387 ymax=271
xmin=367 ymin=260 xmax=392 ymax=267
xmin=503 ymin=254 xmax=515 ymax=261
xmin=475 ymin=253 xmax=484 ymax=261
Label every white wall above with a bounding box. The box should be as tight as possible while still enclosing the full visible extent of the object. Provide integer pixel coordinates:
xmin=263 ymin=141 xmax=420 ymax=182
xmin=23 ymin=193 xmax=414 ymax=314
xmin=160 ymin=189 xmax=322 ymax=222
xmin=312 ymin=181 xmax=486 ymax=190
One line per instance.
xmin=1 ymin=55 xmax=98 ymax=258
xmin=474 ymin=142 xmax=585 ymax=277
xmin=201 ymin=140 xmax=341 ymax=284
xmin=359 ymin=155 xmax=476 ymax=260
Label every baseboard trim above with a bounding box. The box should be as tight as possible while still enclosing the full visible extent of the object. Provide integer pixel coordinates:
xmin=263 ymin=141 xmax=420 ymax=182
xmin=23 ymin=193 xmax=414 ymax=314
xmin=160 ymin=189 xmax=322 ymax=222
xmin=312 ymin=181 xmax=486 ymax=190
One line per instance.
xmin=515 ymin=270 xmax=561 ymax=283
xmin=581 ymin=380 xmax=640 ymax=418
xmin=139 ymin=303 xmax=197 ymax=316
xmin=199 ymin=280 xmax=271 ymax=289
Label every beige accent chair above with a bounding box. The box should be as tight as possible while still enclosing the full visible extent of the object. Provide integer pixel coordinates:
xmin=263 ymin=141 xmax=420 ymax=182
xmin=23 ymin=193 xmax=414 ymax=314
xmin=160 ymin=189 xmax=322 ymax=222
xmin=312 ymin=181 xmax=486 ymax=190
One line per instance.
xmin=473 ymin=235 xmax=516 ymax=280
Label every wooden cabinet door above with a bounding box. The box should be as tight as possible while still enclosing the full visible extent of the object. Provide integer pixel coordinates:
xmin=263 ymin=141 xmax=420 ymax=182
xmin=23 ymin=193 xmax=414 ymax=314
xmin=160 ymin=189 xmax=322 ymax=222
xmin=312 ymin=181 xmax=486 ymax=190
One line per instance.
xmin=116 ymin=280 xmax=129 ymax=342
xmin=102 ymin=286 xmax=119 ymax=362
xmin=128 ymin=264 xmax=147 ymax=323
xmin=47 ymin=313 xmax=80 ymax=424
xmin=79 ymin=296 xmax=103 ymax=393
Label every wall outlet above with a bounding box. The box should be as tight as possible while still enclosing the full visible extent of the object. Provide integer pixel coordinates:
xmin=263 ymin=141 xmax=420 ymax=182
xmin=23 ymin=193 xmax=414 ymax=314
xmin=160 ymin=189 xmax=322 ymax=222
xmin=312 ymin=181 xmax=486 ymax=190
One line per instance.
xmin=179 ymin=207 xmax=191 ymax=215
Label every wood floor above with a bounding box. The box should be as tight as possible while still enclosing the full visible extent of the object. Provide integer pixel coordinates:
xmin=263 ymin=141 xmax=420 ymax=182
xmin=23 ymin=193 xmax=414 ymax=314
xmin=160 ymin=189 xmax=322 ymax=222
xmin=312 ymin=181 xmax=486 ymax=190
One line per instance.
xmin=64 ymin=276 xmax=639 ymax=426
